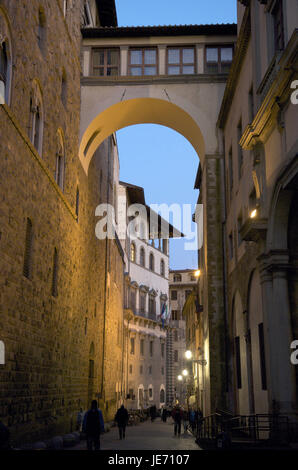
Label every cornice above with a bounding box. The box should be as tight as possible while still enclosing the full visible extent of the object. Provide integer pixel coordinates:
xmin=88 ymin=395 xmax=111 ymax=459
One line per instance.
xmin=81 ymin=74 xmax=229 ymax=87
xmin=240 ymin=30 xmax=298 ymax=149
xmin=217 ymin=6 xmax=251 ymax=129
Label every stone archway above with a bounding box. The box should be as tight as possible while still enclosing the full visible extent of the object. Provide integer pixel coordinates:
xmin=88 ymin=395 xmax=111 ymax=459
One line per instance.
xmin=79 ymin=97 xmax=205 ymax=175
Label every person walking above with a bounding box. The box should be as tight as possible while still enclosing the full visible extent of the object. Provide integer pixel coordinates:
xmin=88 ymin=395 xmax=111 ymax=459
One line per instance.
xmin=82 ymin=400 xmax=105 ymax=450
xmin=115 ymin=404 xmax=129 ymax=440
xmin=76 ymin=407 xmax=84 ymax=432
xmin=162 ymin=407 xmax=167 ymax=423
xmin=182 ymin=408 xmax=188 ymax=433
xmin=172 ymin=405 xmax=182 ymax=437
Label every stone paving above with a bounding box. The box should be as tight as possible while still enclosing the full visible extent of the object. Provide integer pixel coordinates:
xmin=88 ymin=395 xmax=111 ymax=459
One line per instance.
xmin=71 ymin=419 xmax=201 ymax=451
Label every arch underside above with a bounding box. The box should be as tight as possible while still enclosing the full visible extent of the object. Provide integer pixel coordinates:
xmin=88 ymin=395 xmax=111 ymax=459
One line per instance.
xmin=79 ymin=97 xmax=205 ymax=175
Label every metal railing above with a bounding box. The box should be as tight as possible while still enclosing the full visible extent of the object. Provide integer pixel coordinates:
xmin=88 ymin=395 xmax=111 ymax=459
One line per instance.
xmin=197 ymin=412 xmax=298 ymax=446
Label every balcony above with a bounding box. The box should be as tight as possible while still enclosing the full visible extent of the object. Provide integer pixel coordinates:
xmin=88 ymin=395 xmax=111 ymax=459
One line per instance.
xmin=132 ymin=309 xmax=157 ymax=321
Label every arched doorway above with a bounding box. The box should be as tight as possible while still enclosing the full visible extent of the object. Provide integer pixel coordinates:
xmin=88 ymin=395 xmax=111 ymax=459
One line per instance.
xmin=232 ymin=290 xmax=250 ymax=415
xmin=248 ymin=270 xmax=268 ymax=414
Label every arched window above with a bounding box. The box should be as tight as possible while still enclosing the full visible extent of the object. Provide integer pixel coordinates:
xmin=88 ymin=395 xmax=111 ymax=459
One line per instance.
xmin=37 ymin=7 xmax=46 ymax=55
xmin=140 ymin=247 xmax=145 ymax=267
xmin=149 ymin=253 xmax=154 ymax=271
xmin=160 ymin=389 xmax=165 ymax=404
xmin=29 ymin=81 xmax=44 ymax=155
xmin=160 ymin=259 xmax=165 ymax=276
xmin=130 ymin=243 xmax=136 ymax=262
xmin=55 ymin=130 xmax=65 ymax=190
xmin=174 ymin=274 xmax=181 ymax=282
xmin=0 ymin=10 xmax=12 ymax=105
xmin=52 ymin=248 xmax=59 ymax=297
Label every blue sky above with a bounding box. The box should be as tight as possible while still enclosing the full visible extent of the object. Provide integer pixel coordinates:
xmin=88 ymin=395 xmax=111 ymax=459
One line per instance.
xmin=114 ymin=0 xmax=237 ymax=270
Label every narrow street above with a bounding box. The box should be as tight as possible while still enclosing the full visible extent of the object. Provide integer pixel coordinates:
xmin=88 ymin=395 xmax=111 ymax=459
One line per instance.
xmin=72 ymin=419 xmax=201 ymax=451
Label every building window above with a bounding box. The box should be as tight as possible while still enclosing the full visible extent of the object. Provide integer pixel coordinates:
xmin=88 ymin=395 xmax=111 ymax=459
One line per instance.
xmin=149 ymin=367 xmax=152 ymax=376
xmin=272 ymin=0 xmax=284 ymax=52
xmin=92 ymin=48 xmax=119 ymax=76
xmin=82 ymin=1 xmax=93 ymax=27
xmin=248 ymin=85 xmax=254 ymax=122
xmin=55 ymin=131 xmax=65 ymax=191
xmin=185 ymin=290 xmax=192 ymax=299
xmin=149 ymin=296 xmax=156 ymax=315
xmin=140 ymin=365 xmax=143 ymax=374
xmin=235 ymin=336 xmax=242 ymax=389
xmin=171 ymin=290 xmax=177 ymax=300
xmin=23 ymin=218 xmax=33 ymax=279
xmin=237 ymin=215 xmax=243 ymax=246
xmin=228 ymin=233 xmax=234 ymax=260
xmin=149 ymin=387 xmax=153 ymax=397
xmin=0 ymin=41 xmax=8 ymax=104
xmin=162 ymin=239 xmax=167 ymax=255
xmin=228 ymin=147 xmax=233 ymax=198
xmin=160 ymin=389 xmax=165 ymax=403
xmin=130 ymin=337 xmax=135 ymax=355
xmin=160 ymin=259 xmax=165 ymax=277
xmin=258 ymin=323 xmax=267 ymax=390
xmin=189 ymin=274 xmax=196 ymax=281
xmin=128 ymin=388 xmax=134 ymax=399
xmin=140 ymin=247 xmax=145 ymax=267
xmin=161 ymin=343 xmax=165 ymax=358
xmin=167 ymin=47 xmax=195 ymax=75
xmin=140 ymin=339 xmax=144 ymax=356
xmin=76 ymin=187 xmax=79 ymax=221
xmin=61 ymin=69 xmax=67 ymax=107
xmin=174 ymin=330 xmax=178 ymax=342
xmin=173 ymin=274 xmax=181 ymax=282
xmin=52 ymin=248 xmax=59 ymax=297
xmin=174 ymin=350 xmax=178 ymax=362
xmin=149 ymin=253 xmax=154 ymax=271
xmin=89 ymin=359 xmax=94 ymax=378
xmin=237 ymin=119 xmax=243 ymax=179
xmin=150 ymin=341 xmax=154 ymax=357
xmin=130 ymin=243 xmax=136 ymax=262
xmin=129 ymin=48 xmax=157 ymax=76
xmin=63 ymin=0 xmax=68 ymax=17
xmin=161 ymin=367 xmax=164 ymax=375
xmin=171 ymin=310 xmax=178 ymax=321
xmin=37 ymin=7 xmax=46 ymax=55
xmin=205 ymin=45 xmax=233 ymax=73
xmin=29 ymin=82 xmax=44 ymax=155
xmin=130 ymin=289 xmax=136 ymax=311
xmin=140 ymin=292 xmax=146 ymax=313
xmin=129 ymin=364 xmax=133 ymax=374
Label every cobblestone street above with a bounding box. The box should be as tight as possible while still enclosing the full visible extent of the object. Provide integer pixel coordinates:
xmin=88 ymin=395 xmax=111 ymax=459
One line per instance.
xmin=72 ymin=419 xmax=201 ymax=451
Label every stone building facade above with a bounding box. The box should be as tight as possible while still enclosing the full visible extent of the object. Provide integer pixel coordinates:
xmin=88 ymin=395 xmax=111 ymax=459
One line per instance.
xmin=0 ymin=0 xmax=124 ymax=445
xmin=119 ymin=182 xmax=170 ymax=410
xmin=218 ymin=0 xmax=298 ymax=418
xmin=168 ymin=269 xmax=197 ymax=405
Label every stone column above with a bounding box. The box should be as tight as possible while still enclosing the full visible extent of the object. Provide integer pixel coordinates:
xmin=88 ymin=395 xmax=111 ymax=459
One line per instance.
xmin=120 ymin=46 xmax=128 ymax=76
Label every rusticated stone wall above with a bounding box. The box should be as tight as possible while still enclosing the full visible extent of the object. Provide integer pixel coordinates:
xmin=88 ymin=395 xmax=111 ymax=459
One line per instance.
xmin=0 ymin=0 xmax=124 ymax=445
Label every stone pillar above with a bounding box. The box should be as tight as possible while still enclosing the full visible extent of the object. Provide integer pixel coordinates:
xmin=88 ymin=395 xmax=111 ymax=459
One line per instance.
xmin=196 ymin=44 xmax=204 ymax=74
xmin=158 ymin=45 xmax=166 ymax=75
xmin=120 ymin=46 xmax=128 ymax=76
xmin=259 ymin=251 xmax=296 ymax=414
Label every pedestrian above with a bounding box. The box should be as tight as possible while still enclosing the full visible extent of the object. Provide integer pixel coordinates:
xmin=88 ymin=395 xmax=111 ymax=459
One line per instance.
xmin=115 ymin=404 xmax=129 ymax=440
xmin=182 ymin=408 xmax=188 ymax=433
xmin=0 ymin=421 xmax=10 ymax=450
xmin=172 ymin=405 xmax=182 ymax=437
xmin=82 ymin=400 xmax=105 ymax=450
xmin=149 ymin=405 xmax=156 ymax=422
xmin=76 ymin=407 xmax=84 ymax=432
xmin=189 ymin=408 xmax=196 ymax=433
xmin=162 ymin=407 xmax=167 ymax=423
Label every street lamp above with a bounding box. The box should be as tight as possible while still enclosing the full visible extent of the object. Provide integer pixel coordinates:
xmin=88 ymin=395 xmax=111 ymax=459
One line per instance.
xmin=250 ymin=209 xmax=257 ymax=219
xmin=185 ymin=350 xmax=192 ymax=360
xmin=182 ymin=369 xmax=188 ymax=377
xmin=177 ymin=375 xmax=183 ymax=381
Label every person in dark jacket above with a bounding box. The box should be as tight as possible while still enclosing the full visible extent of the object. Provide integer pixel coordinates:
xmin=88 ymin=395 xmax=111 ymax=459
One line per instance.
xmin=0 ymin=421 xmax=10 ymax=450
xmin=115 ymin=405 xmax=129 ymax=440
xmin=82 ymin=400 xmax=105 ymax=450
xmin=172 ymin=406 xmax=183 ymax=437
